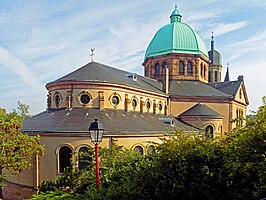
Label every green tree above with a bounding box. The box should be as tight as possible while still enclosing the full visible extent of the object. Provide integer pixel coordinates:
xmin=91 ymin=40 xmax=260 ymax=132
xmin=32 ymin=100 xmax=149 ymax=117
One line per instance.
xmin=0 ymin=103 xmax=44 ymax=185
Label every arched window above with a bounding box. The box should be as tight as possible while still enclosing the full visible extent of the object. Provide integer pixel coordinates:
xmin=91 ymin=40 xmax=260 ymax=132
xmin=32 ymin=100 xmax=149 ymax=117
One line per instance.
xmin=155 ymin=63 xmax=160 ymax=76
xmin=78 ymin=146 xmax=92 ymax=170
xmin=59 ymin=146 xmax=72 ymax=173
xmin=208 ymin=71 xmax=212 ymax=82
xmin=179 ymin=61 xmax=184 ymax=75
xmin=133 ymin=146 xmax=144 ymax=155
xmin=200 ymin=63 xmax=203 ymax=76
xmin=187 ymin=61 xmax=193 ymax=75
xmin=204 ymin=65 xmax=206 ymax=77
xmin=214 ymin=71 xmax=218 ymax=82
xmin=147 ymin=145 xmax=156 ymax=155
xmin=205 ymin=125 xmax=214 ymax=139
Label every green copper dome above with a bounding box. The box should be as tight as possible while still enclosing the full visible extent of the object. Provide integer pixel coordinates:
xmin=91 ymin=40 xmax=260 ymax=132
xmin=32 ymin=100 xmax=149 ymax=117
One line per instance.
xmin=144 ymin=6 xmax=208 ymax=60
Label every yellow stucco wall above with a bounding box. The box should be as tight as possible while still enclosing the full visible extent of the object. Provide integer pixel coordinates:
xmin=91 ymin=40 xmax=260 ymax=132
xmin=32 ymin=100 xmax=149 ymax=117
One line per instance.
xmin=170 ymin=101 xmax=230 ymax=133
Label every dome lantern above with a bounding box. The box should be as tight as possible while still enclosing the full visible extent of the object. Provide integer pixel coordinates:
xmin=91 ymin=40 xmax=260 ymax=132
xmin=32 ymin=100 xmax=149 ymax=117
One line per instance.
xmin=170 ymin=5 xmax=182 ymax=23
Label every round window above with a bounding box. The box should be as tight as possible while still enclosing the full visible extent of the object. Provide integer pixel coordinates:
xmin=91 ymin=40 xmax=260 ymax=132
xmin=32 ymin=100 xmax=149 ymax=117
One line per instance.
xmin=146 ymin=101 xmax=151 ymax=109
xmin=80 ymin=94 xmax=90 ymax=104
xmin=112 ymin=96 xmax=120 ymax=105
xmin=132 ymin=99 xmax=137 ymax=108
xmin=54 ymin=93 xmax=62 ymax=108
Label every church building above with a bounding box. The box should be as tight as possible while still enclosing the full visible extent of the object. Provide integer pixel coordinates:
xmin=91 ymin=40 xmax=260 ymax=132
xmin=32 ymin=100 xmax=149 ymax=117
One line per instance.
xmin=3 ymin=6 xmax=248 ymax=200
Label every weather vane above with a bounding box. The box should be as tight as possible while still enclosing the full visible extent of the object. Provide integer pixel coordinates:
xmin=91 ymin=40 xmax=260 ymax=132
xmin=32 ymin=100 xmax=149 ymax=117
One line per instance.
xmin=90 ymin=48 xmax=95 ymax=62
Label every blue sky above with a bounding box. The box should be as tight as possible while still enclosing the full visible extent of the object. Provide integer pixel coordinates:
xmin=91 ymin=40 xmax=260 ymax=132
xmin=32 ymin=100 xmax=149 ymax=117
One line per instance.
xmin=0 ymin=0 xmax=265 ymax=114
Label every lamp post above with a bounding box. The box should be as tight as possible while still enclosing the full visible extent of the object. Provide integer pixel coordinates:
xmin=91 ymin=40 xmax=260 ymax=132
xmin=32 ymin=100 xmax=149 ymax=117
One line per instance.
xmin=88 ymin=119 xmax=104 ymax=190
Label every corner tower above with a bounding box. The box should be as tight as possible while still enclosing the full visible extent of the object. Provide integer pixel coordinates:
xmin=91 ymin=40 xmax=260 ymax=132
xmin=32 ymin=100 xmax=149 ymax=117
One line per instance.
xmin=143 ymin=6 xmax=210 ymax=87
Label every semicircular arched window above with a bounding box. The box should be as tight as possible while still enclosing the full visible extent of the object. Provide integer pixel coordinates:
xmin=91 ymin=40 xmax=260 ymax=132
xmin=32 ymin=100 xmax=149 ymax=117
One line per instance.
xmin=187 ymin=61 xmax=193 ymax=76
xmin=133 ymin=146 xmax=144 ymax=155
xmin=78 ymin=146 xmax=92 ymax=170
xmin=205 ymin=125 xmax=214 ymax=139
xmin=59 ymin=146 xmax=72 ymax=173
xmin=155 ymin=63 xmax=160 ymax=76
xmin=147 ymin=145 xmax=156 ymax=155
xmin=179 ymin=61 xmax=184 ymax=75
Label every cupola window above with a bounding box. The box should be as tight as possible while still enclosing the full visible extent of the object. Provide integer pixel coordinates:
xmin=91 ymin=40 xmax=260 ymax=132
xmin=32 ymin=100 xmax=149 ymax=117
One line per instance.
xmin=155 ymin=63 xmax=160 ymax=76
xmin=215 ymin=71 xmax=218 ymax=82
xmin=179 ymin=61 xmax=184 ymax=75
xmin=187 ymin=61 xmax=193 ymax=76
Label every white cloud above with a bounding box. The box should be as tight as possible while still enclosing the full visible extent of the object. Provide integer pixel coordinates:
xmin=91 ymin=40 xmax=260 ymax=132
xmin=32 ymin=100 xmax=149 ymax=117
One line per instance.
xmin=201 ymin=21 xmax=249 ymax=39
xmin=0 ymin=47 xmax=43 ymax=90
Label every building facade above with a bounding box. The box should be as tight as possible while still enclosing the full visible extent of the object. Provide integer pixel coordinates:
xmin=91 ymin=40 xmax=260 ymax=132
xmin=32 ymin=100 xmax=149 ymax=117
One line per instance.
xmin=3 ymin=6 xmax=248 ymax=200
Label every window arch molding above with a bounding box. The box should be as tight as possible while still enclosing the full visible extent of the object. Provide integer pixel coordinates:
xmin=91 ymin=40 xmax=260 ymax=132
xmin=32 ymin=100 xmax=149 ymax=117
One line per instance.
xmin=131 ymin=144 xmax=145 ymax=155
xmin=155 ymin=63 xmax=160 ymax=76
xmin=75 ymin=145 xmax=93 ymax=170
xmin=109 ymin=92 xmax=122 ymax=108
xmin=53 ymin=92 xmax=63 ymax=108
xmin=205 ymin=124 xmax=215 ymax=139
xmin=56 ymin=144 xmax=74 ymax=174
xmin=146 ymin=144 xmax=156 ymax=155
xmin=130 ymin=96 xmax=139 ymax=110
xmin=179 ymin=60 xmax=184 ymax=75
xmin=187 ymin=61 xmax=193 ymax=76
xmin=77 ymin=91 xmax=93 ymax=106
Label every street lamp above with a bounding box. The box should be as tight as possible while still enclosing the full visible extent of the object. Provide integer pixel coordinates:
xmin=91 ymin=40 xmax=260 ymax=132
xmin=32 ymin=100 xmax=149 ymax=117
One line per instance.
xmin=88 ymin=119 xmax=104 ymax=190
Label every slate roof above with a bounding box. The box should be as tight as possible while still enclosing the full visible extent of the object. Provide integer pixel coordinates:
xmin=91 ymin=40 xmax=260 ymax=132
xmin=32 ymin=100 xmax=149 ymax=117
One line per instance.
xmin=46 ymin=62 xmax=165 ymax=95
xmin=22 ymin=108 xmax=199 ymax=135
xmin=169 ymin=80 xmax=232 ymax=98
xmin=208 ymin=81 xmax=242 ymax=97
xmin=179 ymin=102 xmax=224 ymax=119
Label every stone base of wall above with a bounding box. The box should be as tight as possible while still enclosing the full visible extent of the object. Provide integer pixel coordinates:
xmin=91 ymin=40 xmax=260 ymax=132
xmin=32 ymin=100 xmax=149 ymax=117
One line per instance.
xmin=2 ymin=181 xmax=36 ymax=200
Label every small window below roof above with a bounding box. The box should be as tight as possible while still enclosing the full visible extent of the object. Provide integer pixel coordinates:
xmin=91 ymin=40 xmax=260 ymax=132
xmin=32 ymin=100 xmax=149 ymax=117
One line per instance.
xmin=131 ymin=98 xmax=138 ymax=109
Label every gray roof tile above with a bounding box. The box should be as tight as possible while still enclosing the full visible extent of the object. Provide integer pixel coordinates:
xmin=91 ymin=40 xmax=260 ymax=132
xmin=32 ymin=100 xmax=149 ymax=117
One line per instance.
xmin=22 ymin=108 xmax=199 ymax=135
xmin=208 ymin=81 xmax=242 ymax=97
xmin=179 ymin=102 xmax=224 ymax=118
xmin=169 ymin=80 xmax=232 ymax=98
xmin=46 ymin=62 xmax=165 ymax=95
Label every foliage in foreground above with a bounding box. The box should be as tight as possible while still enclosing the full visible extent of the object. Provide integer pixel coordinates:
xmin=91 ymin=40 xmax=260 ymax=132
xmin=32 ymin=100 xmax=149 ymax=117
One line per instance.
xmin=0 ymin=102 xmax=44 ymax=185
xmin=32 ymin=98 xmax=266 ymax=200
